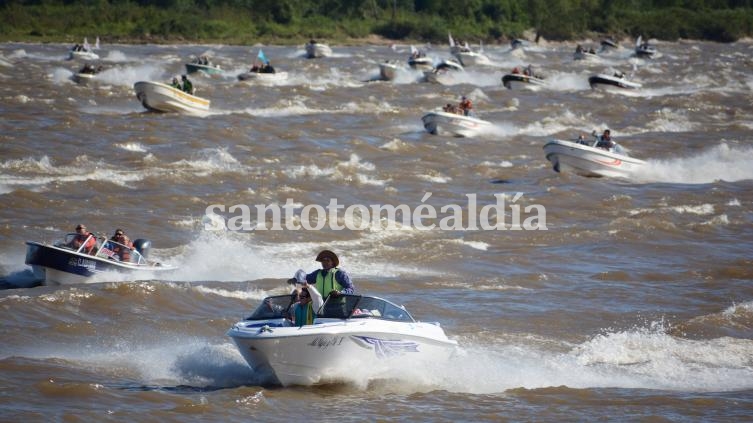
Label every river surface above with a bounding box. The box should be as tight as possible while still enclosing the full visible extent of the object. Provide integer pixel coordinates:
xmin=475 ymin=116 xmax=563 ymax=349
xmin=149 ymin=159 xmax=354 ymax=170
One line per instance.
xmin=1 ymin=38 xmax=752 ymax=421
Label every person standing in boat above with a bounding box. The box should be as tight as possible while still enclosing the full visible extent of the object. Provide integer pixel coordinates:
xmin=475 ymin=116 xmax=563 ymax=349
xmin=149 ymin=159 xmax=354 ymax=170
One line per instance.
xmin=181 ymin=74 xmax=194 ymax=94
xmin=288 ymin=284 xmax=324 ymax=327
xmin=458 ymin=96 xmax=473 ymax=117
xmin=595 ymin=129 xmax=616 ymax=150
xmin=68 ymin=224 xmax=97 ymax=254
xmin=304 ymin=250 xmax=355 ymax=299
xmin=110 ymin=229 xmax=133 ymax=262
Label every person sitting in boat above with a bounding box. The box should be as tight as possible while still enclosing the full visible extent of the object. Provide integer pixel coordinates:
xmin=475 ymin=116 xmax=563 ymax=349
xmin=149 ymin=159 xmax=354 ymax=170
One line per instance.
xmin=68 ymin=224 xmax=97 ymax=254
xmin=181 ymin=74 xmax=194 ymax=94
xmin=171 ymin=76 xmax=181 ymax=89
xmin=260 ymin=62 xmax=275 ymax=73
xmin=110 ymin=229 xmax=133 ymax=262
xmin=576 ymin=134 xmax=590 ymax=145
xmin=523 ymin=64 xmax=534 ymax=76
xmin=512 ymin=67 xmax=520 ymax=74
xmin=575 ymin=44 xmax=583 ymax=53
xmin=595 ymin=129 xmax=616 ymax=150
xmin=288 ymin=284 xmax=324 ymax=327
xmin=458 ymin=96 xmax=474 ymax=117
xmin=303 ymin=250 xmax=355 ymax=299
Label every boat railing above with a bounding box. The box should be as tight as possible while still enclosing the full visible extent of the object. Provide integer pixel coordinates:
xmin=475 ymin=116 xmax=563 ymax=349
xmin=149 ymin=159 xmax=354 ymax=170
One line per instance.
xmin=246 ymin=294 xmax=417 ymax=323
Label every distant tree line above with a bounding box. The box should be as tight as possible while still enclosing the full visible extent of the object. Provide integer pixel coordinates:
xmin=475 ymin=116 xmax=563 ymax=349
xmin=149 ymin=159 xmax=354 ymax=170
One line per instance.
xmin=1 ymin=0 xmax=751 ymax=43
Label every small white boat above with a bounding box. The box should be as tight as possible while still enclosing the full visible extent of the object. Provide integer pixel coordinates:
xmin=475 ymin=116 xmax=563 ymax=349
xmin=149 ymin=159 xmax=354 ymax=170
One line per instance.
xmin=25 ymin=231 xmax=176 ymax=285
xmin=68 ymin=37 xmax=100 ymax=61
xmin=448 ymin=33 xmax=489 ymax=66
xmin=421 ymin=110 xmax=492 ymax=137
xmin=573 ymin=48 xmax=598 ymax=61
xmin=501 ymin=73 xmax=548 ymax=90
xmin=600 ymin=38 xmax=619 ymax=50
xmin=634 ymin=36 xmax=657 ymax=58
xmin=543 ymin=138 xmax=646 ymax=178
xmin=72 ymin=72 xmax=96 ymax=85
xmin=378 ymin=60 xmax=402 ymax=81
xmin=588 ymin=73 xmax=642 ymax=91
xmin=408 ymin=45 xmax=433 ymax=70
xmin=237 ymin=70 xmax=289 ymax=82
xmin=227 ymin=293 xmax=458 ymax=387
xmin=510 ymin=38 xmax=527 ymax=50
xmin=423 ymin=58 xmax=464 ymax=84
xmin=305 ymin=41 xmax=332 ymax=58
xmin=133 ymin=81 xmax=210 ymax=116
xmin=72 ymin=63 xmax=102 ymax=85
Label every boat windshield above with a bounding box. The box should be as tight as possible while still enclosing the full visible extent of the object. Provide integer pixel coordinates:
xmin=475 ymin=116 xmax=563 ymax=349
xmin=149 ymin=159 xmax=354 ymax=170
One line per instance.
xmin=246 ymin=294 xmax=296 ymax=320
xmin=318 ymin=294 xmax=415 ymax=322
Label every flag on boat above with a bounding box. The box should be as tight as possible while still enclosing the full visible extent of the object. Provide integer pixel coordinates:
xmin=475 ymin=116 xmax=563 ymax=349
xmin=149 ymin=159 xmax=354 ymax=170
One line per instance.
xmin=257 ymin=49 xmax=269 ymax=64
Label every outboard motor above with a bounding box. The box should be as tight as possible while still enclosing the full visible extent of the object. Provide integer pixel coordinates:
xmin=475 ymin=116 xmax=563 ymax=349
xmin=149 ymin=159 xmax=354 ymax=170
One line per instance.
xmin=132 ymin=239 xmax=151 ymax=259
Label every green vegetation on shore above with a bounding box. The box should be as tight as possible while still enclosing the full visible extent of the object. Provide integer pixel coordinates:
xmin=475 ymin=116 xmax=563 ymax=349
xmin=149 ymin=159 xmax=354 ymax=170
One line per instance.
xmin=1 ymin=0 xmax=752 ymax=45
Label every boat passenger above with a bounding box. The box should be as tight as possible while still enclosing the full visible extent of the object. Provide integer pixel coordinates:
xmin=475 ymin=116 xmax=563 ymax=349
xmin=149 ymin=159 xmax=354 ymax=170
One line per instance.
xmin=595 ymin=129 xmax=616 ymax=150
xmin=171 ymin=77 xmax=181 ymax=89
xmin=110 ymin=229 xmax=133 ymax=262
xmin=68 ymin=224 xmax=97 ymax=254
xmin=181 ymin=74 xmax=194 ymax=94
xmin=458 ymin=96 xmax=473 ymax=117
xmin=260 ymin=62 xmax=275 ymax=73
xmin=512 ymin=67 xmax=520 ymax=74
xmin=288 ymin=285 xmax=324 ymax=327
xmin=304 ymin=250 xmax=355 ymax=299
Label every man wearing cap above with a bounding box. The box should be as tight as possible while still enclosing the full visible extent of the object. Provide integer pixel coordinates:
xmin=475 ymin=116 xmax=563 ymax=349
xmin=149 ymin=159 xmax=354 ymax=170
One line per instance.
xmin=304 ymin=250 xmax=355 ymax=299
xmin=68 ymin=224 xmax=97 ymax=254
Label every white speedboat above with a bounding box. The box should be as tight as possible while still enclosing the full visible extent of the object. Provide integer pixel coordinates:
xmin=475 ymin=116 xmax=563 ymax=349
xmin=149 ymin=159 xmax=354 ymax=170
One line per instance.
xmin=237 ymin=70 xmax=289 ymax=82
xmin=421 ymin=110 xmax=491 ymax=137
xmin=408 ymin=45 xmax=433 ymax=70
xmin=305 ymin=41 xmax=332 ymax=58
xmin=25 ymin=232 xmax=176 ymax=285
xmin=423 ymin=58 xmax=464 ymax=84
xmin=588 ymin=73 xmax=642 ymax=91
xmin=543 ymin=138 xmax=646 ymax=178
xmin=227 ymin=293 xmax=458 ymax=387
xmin=573 ymin=49 xmax=598 ymax=61
xmin=634 ymin=36 xmax=657 ymax=58
xmin=378 ymin=60 xmax=402 ymax=81
xmin=448 ymin=33 xmax=489 ymax=66
xmin=68 ymin=37 xmax=100 ymax=61
xmin=72 ymin=63 xmax=102 ymax=85
xmin=133 ymin=81 xmax=210 ymax=116
xmin=501 ymin=73 xmax=548 ymax=90
xmin=600 ymin=38 xmax=619 ymax=50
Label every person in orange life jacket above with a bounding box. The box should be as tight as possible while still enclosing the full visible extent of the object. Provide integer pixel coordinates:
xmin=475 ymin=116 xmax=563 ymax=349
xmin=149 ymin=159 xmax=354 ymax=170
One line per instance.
xmin=69 ymin=224 xmax=97 ymax=254
xmin=458 ymin=96 xmax=473 ymax=116
xmin=288 ymin=285 xmax=324 ymax=327
xmin=304 ymin=250 xmax=355 ymax=299
xmin=110 ymin=229 xmax=133 ymax=262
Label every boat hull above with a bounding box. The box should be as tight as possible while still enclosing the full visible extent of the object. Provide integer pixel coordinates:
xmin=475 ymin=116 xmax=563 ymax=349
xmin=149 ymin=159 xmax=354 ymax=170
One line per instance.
xmin=185 ymin=63 xmax=223 ymax=75
xmin=502 ymin=74 xmax=547 ymax=90
xmin=378 ymin=62 xmax=400 ymax=80
xmin=305 ymin=43 xmax=332 ymax=58
xmin=452 ymin=51 xmax=489 ymax=67
xmin=543 ymin=139 xmax=646 ymax=178
xmin=68 ymin=51 xmax=99 ymax=61
xmin=408 ymin=57 xmax=433 ymax=71
xmin=588 ymin=74 xmax=642 ymax=91
xmin=72 ymin=72 xmax=96 ymax=85
xmin=133 ymin=81 xmax=210 ymax=116
xmin=237 ymin=71 xmax=289 ymax=82
xmin=24 ymin=241 xmax=175 ymax=285
xmin=421 ymin=111 xmax=491 ymax=137
xmin=227 ymin=319 xmax=457 ymax=387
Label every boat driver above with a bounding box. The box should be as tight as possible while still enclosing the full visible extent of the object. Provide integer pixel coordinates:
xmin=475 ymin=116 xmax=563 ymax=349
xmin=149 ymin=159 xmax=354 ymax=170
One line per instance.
xmin=303 ymin=250 xmax=355 ymax=299
xmin=68 ymin=224 xmax=97 ymax=254
xmin=596 ymin=129 xmax=616 ymax=150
